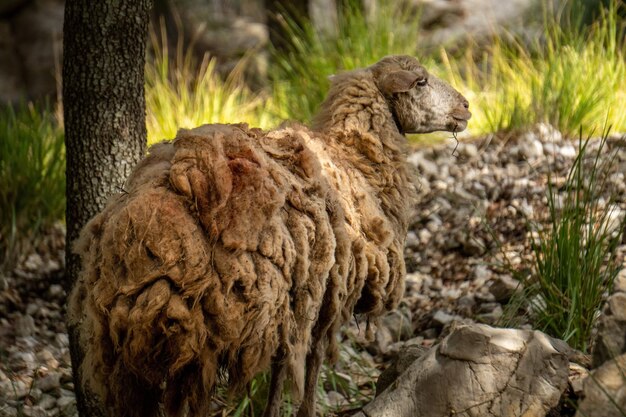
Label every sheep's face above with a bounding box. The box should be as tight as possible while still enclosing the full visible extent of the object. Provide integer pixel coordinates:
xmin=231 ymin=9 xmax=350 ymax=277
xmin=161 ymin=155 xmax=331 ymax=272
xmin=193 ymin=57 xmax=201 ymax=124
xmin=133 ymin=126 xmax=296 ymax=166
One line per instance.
xmin=373 ymin=55 xmax=471 ymax=134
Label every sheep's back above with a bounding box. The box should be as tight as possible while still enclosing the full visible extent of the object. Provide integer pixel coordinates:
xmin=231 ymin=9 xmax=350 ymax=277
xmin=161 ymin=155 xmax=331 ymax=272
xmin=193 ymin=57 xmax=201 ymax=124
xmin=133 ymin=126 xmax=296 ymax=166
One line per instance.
xmin=69 ymin=123 xmax=349 ymax=415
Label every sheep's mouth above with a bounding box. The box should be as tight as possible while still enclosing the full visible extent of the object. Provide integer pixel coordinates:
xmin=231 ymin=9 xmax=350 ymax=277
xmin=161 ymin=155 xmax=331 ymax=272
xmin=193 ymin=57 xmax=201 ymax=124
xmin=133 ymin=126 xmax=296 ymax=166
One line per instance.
xmin=453 ymin=116 xmax=469 ymax=126
xmin=450 ymin=111 xmax=471 ymax=132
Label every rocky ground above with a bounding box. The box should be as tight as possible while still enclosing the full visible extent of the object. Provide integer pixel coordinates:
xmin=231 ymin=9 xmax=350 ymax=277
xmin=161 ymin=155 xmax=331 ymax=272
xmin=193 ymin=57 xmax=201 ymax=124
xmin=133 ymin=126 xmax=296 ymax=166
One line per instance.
xmin=1 ymin=125 xmax=625 ymax=416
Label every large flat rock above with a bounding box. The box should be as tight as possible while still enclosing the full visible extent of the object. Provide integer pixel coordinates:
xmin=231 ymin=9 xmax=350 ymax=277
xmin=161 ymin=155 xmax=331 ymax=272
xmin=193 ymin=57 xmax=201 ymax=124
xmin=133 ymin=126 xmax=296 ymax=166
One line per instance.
xmin=354 ymin=323 xmax=569 ymax=417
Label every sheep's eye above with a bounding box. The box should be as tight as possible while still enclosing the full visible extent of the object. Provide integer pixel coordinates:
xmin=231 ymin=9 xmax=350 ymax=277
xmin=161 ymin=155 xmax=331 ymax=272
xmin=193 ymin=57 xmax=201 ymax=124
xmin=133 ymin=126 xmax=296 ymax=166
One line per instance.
xmin=416 ymin=78 xmax=428 ymax=87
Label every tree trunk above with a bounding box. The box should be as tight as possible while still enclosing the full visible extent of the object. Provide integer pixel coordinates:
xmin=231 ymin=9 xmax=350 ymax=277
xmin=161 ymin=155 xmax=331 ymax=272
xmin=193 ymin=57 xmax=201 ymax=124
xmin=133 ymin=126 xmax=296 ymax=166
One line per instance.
xmin=63 ymin=0 xmax=152 ymax=415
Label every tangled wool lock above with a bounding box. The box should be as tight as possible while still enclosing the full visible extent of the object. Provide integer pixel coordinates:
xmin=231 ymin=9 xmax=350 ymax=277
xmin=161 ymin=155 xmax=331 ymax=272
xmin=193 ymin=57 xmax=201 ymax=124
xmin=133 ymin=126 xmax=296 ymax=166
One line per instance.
xmin=69 ymin=55 xmax=470 ymax=417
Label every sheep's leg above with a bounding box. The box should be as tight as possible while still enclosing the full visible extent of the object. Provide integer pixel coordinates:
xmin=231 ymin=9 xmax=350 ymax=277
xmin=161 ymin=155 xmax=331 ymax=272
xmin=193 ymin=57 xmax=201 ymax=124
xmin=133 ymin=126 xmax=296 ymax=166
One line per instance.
xmin=296 ymin=336 xmax=327 ymax=417
xmin=262 ymin=348 xmax=288 ymax=417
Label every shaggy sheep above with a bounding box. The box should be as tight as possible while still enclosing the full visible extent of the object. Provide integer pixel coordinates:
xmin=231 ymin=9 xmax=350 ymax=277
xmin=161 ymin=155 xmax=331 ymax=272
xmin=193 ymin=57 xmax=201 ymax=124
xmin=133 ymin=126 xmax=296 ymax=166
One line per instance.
xmin=69 ymin=55 xmax=470 ymax=417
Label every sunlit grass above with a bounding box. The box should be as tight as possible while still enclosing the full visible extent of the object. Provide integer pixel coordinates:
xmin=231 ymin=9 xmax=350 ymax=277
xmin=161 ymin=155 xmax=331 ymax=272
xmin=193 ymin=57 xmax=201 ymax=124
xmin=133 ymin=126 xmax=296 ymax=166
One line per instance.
xmin=145 ymin=29 xmax=279 ymax=145
xmin=437 ymin=2 xmax=626 ymax=136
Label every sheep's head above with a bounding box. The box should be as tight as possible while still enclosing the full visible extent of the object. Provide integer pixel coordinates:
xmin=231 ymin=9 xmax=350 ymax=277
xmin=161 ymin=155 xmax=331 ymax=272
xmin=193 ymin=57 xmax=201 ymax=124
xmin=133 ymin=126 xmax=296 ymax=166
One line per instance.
xmin=372 ymin=55 xmax=471 ymax=134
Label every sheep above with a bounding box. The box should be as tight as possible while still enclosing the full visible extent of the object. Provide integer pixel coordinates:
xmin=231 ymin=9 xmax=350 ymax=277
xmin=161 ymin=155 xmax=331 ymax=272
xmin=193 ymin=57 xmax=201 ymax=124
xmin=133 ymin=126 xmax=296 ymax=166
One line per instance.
xmin=68 ymin=54 xmax=471 ymax=417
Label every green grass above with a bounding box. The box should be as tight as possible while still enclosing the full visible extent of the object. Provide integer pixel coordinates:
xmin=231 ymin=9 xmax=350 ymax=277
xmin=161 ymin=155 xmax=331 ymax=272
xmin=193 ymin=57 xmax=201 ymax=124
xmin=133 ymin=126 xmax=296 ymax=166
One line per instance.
xmin=216 ymin=341 xmax=377 ymax=417
xmin=503 ymin=129 xmax=625 ymax=352
xmin=0 ymin=103 xmax=65 ymax=273
xmin=145 ymin=28 xmax=278 ymax=145
xmin=438 ymin=1 xmax=626 ymax=136
xmin=270 ymin=0 xmax=421 ymax=123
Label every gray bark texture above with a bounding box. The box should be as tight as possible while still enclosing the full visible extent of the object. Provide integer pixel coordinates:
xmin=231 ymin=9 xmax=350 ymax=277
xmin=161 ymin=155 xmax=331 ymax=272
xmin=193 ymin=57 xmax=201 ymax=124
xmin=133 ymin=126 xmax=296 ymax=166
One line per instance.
xmin=63 ymin=0 xmax=152 ymax=415
xmin=355 ymin=323 xmax=570 ymax=417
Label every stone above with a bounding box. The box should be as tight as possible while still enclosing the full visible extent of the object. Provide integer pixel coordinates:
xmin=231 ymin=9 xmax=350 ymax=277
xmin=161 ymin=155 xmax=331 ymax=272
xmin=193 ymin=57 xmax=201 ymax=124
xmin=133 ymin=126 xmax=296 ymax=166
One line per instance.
xmin=54 ymin=333 xmax=68 ymax=348
xmin=405 ymin=231 xmax=420 ymax=249
xmin=354 ymin=323 xmax=569 ymax=417
xmin=408 ymin=152 xmax=439 ymax=177
xmin=47 ymin=284 xmax=64 ymax=299
xmin=575 ymin=353 xmax=626 ymax=417
xmin=36 ymin=349 xmax=59 ymax=370
xmin=472 ymin=264 xmax=492 ymax=285
xmin=14 ymin=314 xmax=36 ymax=337
xmin=323 ymin=390 xmax=349 ymax=409
xmin=0 ymin=405 xmax=18 ymax=417
xmin=518 ymin=135 xmax=544 ymax=160
xmin=568 ymin=363 xmax=588 ymax=397
xmin=609 ymin=293 xmax=626 ymax=321
xmin=18 ymin=405 xmax=46 ymax=417
xmin=27 ymin=387 xmax=42 ymax=402
xmin=55 ymin=395 xmax=75 ymax=410
xmin=459 ymin=142 xmax=478 ymax=158
xmin=604 ymin=206 xmax=625 ymax=235
xmin=456 ymin=294 xmax=476 ymax=315
xmin=559 ymin=144 xmax=577 ymax=158
xmin=592 ymin=282 xmax=626 ymax=368
xmin=376 ymin=343 xmax=428 ymax=396
xmin=477 ymin=304 xmax=503 ymax=324
xmin=380 ymin=308 xmax=413 ymax=341
xmin=23 ymin=253 xmax=43 ymax=272
xmin=431 ymin=310 xmax=456 ymax=327
xmin=489 ymin=274 xmax=522 ymax=302
xmin=34 ymin=372 xmax=61 ymax=392
xmin=7 ymin=379 xmax=29 ymax=399
xmin=8 ymin=351 xmax=36 ymax=372
xmin=374 ymin=308 xmax=414 ymax=355
xmin=37 ymin=393 xmax=56 ymax=410
xmin=615 ymin=269 xmax=626 ymax=293
xmin=25 ymin=303 xmax=38 ymax=316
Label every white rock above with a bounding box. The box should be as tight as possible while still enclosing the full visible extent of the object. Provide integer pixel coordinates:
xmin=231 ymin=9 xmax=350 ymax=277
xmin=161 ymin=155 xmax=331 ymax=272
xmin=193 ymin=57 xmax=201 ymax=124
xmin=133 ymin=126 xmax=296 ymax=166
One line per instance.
xmin=576 ymin=354 xmax=626 ymax=417
xmin=471 ymin=264 xmax=492 ymax=286
xmin=559 ymin=144 xmax=577 ymax=158
xmin=48 ymin=284 xmax=64 ymax=298
xmin=355 ymin=324 xmax=569 ymax=417
xmin=518 ymin=136 xmax=544 ymax=160
xmin=432 ymin=310 xmax=456 ymax=326
xmin=23 ymin=253 xmax=43 ymax=271
xmin=54 ymin=333 xmax=69 ymax=348
xmin=459 ymin=143 xmax=478 ymax=158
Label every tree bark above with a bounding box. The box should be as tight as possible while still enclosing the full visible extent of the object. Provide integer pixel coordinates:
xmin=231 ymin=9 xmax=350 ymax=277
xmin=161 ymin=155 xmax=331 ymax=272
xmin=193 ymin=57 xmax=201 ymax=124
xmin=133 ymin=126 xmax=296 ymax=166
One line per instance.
xmin=63 ymin=0 xmax=152 ymax=415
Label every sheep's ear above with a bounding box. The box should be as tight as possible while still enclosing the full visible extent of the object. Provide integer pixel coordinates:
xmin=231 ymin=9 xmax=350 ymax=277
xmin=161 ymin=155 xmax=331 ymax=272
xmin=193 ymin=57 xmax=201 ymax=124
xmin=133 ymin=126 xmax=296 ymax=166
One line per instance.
xmin=380 ymin=70 xmax=419 ymax=95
